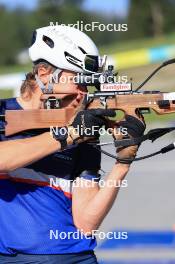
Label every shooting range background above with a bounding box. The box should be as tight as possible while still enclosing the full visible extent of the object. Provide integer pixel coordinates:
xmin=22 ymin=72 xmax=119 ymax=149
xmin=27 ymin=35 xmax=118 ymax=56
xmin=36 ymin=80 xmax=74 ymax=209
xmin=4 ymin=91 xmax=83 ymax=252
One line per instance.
xmin=0 ymin=0 xmax=175 ymax=262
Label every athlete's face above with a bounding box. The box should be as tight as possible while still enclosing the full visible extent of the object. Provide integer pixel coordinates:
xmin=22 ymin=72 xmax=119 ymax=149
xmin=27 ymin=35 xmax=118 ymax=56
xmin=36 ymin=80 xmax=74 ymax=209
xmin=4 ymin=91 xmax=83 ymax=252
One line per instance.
xmin=38 ymin=67 xmax=87 ymax=108
xmin=53 ymin=70 xmax=87 ymax=108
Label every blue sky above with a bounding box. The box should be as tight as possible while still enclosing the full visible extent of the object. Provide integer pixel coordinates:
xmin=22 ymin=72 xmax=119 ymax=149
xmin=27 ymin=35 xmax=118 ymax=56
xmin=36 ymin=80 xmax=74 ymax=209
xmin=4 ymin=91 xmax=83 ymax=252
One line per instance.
xmin=83 ymin=0 xmax=130 ymax=17
xmin=0 ymin=0 xmax=38 ymax=10
xmin=0 ymin=0 xmax=130 ymax=17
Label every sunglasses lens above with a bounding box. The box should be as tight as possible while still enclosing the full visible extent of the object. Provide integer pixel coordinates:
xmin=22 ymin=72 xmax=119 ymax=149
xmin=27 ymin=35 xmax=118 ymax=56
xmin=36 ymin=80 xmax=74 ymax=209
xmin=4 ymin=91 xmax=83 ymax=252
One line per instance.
xmin=85 ymin=55 xmax=99 ymax=72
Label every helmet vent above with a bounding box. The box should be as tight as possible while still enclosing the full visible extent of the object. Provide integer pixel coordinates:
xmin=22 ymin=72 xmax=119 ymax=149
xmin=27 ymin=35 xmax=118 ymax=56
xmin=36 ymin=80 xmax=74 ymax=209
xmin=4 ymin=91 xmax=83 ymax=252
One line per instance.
xmin=42 ymin=35 xmax=54 ymax=48
xmin=78 ymin=46 xmax=87 ymax=54
xmin=64 ymin=52 xmax=82 ymax=69
xmin=31 ymin=30 xmax=37 ymax=45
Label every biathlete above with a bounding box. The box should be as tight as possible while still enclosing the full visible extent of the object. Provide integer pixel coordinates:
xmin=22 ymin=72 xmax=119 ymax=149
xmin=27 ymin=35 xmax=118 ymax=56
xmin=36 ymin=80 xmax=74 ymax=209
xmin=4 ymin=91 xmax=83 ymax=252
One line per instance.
xmin=0 ymin=25 xmax=145 ymax=264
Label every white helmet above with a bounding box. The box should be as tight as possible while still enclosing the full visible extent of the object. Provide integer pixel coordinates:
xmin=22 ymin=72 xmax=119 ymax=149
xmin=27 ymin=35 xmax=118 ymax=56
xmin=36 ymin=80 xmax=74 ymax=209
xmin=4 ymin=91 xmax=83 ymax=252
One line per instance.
xmin=29 ymin=25 xmax=100 ymax=74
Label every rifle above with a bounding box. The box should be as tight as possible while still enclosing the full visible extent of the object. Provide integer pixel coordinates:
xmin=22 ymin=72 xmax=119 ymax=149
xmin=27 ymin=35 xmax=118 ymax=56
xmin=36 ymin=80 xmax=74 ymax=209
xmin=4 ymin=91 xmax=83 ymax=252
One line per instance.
xmin=1 ymin=59 xmax=175 ymax=162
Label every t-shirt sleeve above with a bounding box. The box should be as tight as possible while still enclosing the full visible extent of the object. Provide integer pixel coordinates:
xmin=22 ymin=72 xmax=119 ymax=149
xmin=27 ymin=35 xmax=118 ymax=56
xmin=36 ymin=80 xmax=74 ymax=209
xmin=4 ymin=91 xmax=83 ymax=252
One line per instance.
xmin=75 ymin=142 xmax=101 ymax=182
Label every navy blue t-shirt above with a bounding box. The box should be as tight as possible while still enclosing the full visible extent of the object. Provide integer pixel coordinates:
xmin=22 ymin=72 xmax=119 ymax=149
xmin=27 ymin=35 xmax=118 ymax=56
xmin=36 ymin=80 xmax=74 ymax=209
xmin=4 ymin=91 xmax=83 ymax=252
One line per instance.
xmin=0 ymin=98 xmax=101 ymax=255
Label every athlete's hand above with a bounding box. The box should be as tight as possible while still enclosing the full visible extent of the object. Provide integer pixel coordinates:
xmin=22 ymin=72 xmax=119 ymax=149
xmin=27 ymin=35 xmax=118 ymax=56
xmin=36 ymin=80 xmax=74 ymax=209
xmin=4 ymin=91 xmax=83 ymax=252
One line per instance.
xmin=69 ymin=109 xmax=116 ymax=143
xmin=113 ymin=113 xmax=146 ymax=164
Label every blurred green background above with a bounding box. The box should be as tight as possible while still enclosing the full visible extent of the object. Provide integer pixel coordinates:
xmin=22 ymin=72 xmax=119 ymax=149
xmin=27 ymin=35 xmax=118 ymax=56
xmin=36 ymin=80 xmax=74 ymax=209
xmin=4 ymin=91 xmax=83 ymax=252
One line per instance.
xmin=1 ymin=0 xmax=175 ymax=123
xmin=1 ymin=0 xmax=175 ymax=66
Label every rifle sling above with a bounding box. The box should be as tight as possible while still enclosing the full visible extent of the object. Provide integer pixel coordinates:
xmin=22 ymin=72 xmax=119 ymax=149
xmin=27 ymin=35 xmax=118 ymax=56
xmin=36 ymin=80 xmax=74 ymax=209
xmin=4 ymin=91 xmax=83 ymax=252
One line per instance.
xmin=114 ymin=127 xmax=175 ymax=148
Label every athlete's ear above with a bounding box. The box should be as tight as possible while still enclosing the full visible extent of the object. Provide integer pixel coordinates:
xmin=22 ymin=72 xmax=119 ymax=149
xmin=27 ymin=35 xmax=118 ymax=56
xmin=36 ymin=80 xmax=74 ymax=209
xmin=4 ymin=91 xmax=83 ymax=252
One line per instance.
xmin=37 ymin=65 xmax=51 ymax=85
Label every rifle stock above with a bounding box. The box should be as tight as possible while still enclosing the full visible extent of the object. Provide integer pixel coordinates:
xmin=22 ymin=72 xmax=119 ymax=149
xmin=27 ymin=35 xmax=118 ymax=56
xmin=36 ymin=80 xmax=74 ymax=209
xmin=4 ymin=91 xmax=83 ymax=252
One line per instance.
xmin=5 ymin=108 xmax=75 ymax=136
xmin=88 ymin=93 xmax=175 ymax=114
xmin=3 ymin=92 xmax=175 ymax=136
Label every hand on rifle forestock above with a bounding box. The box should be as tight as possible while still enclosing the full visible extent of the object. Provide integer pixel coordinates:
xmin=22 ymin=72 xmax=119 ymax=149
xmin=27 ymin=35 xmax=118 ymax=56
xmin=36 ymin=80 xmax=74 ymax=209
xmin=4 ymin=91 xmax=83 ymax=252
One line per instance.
xmin=69 ymin=109 xmax=116 ymax=144
xmin=113 ymin=112 xmax=146 ymax=165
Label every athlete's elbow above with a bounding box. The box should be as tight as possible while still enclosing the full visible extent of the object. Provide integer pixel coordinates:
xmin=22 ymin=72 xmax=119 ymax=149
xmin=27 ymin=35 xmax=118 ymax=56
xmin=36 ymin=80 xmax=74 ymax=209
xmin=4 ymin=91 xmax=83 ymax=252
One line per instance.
xmin=73 ymin=215 xmax=100 ymax=234
xmin=0 ymin=160 xmax=15 ymax=172
xmin=74 ymin=222 xmax=98 ymax=234
xmin=0 ymin=160 xmax=8 ymax=172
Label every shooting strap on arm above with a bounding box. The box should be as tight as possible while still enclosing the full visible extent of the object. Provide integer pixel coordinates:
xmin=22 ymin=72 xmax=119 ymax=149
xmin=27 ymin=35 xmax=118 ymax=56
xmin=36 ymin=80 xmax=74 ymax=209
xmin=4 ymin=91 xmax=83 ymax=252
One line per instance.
xmin=114 ymin=127 xmax=175 ymax=148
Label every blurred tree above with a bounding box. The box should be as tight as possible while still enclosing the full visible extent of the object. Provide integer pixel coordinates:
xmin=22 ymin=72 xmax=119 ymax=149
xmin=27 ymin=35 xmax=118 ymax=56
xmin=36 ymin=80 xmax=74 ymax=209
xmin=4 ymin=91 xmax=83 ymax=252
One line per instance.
xmin=127 ymin=0 xmax=175 ymax=39
xmin=36 ymin=0 xmax=124 ymax=45
xmin=0 ymin=0 xmax=127 ymax=65
xmin=5 ymin=0 xmax=175 ymax=65
xmin=39 ymin=0 xmax=83 ymax=7
xmin=0 ymin=6 xmax=20 ymax=64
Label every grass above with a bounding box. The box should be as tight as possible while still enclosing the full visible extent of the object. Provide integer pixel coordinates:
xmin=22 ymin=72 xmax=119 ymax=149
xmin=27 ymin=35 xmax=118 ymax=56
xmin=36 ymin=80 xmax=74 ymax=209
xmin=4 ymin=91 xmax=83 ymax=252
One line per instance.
xmin=0 ymin=63 xmax=32 ymax=75
xmin=110 ymin=110 xmax=175 ymax=124
xmin=0 ymin=89 xmax=13 ymax=98
xmin=100 ymin=33 xmax=175 ymax=54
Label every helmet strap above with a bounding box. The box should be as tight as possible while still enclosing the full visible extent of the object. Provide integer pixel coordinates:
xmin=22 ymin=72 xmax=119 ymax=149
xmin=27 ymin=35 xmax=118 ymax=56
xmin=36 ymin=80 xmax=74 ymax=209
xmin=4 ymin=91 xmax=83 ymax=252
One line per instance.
xmin=35 ymin=68 xmax=62 ymax=94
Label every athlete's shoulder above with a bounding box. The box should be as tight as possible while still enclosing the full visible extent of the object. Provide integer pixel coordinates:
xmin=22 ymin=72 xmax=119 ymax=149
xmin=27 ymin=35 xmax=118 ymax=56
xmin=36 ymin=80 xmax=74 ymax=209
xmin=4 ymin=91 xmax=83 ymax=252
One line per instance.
xmin=0 ymin=97 xmax=18 ymax=113
xmin=0 ymin=97 xmax=23 ymax=141
xmin=0 ymin=98 xmax=6 ymax=113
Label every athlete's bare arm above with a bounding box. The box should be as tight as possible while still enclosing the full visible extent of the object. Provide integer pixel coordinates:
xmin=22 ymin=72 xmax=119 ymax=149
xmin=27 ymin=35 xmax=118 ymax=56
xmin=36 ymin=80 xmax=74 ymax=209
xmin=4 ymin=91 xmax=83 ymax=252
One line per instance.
xmin=0 ymin=132 xmax=73 ymax=172
xmin=72 ymin=163 xmax=129 ymax=233
xmin=72 ymin=115 xmax=145 ymax=233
